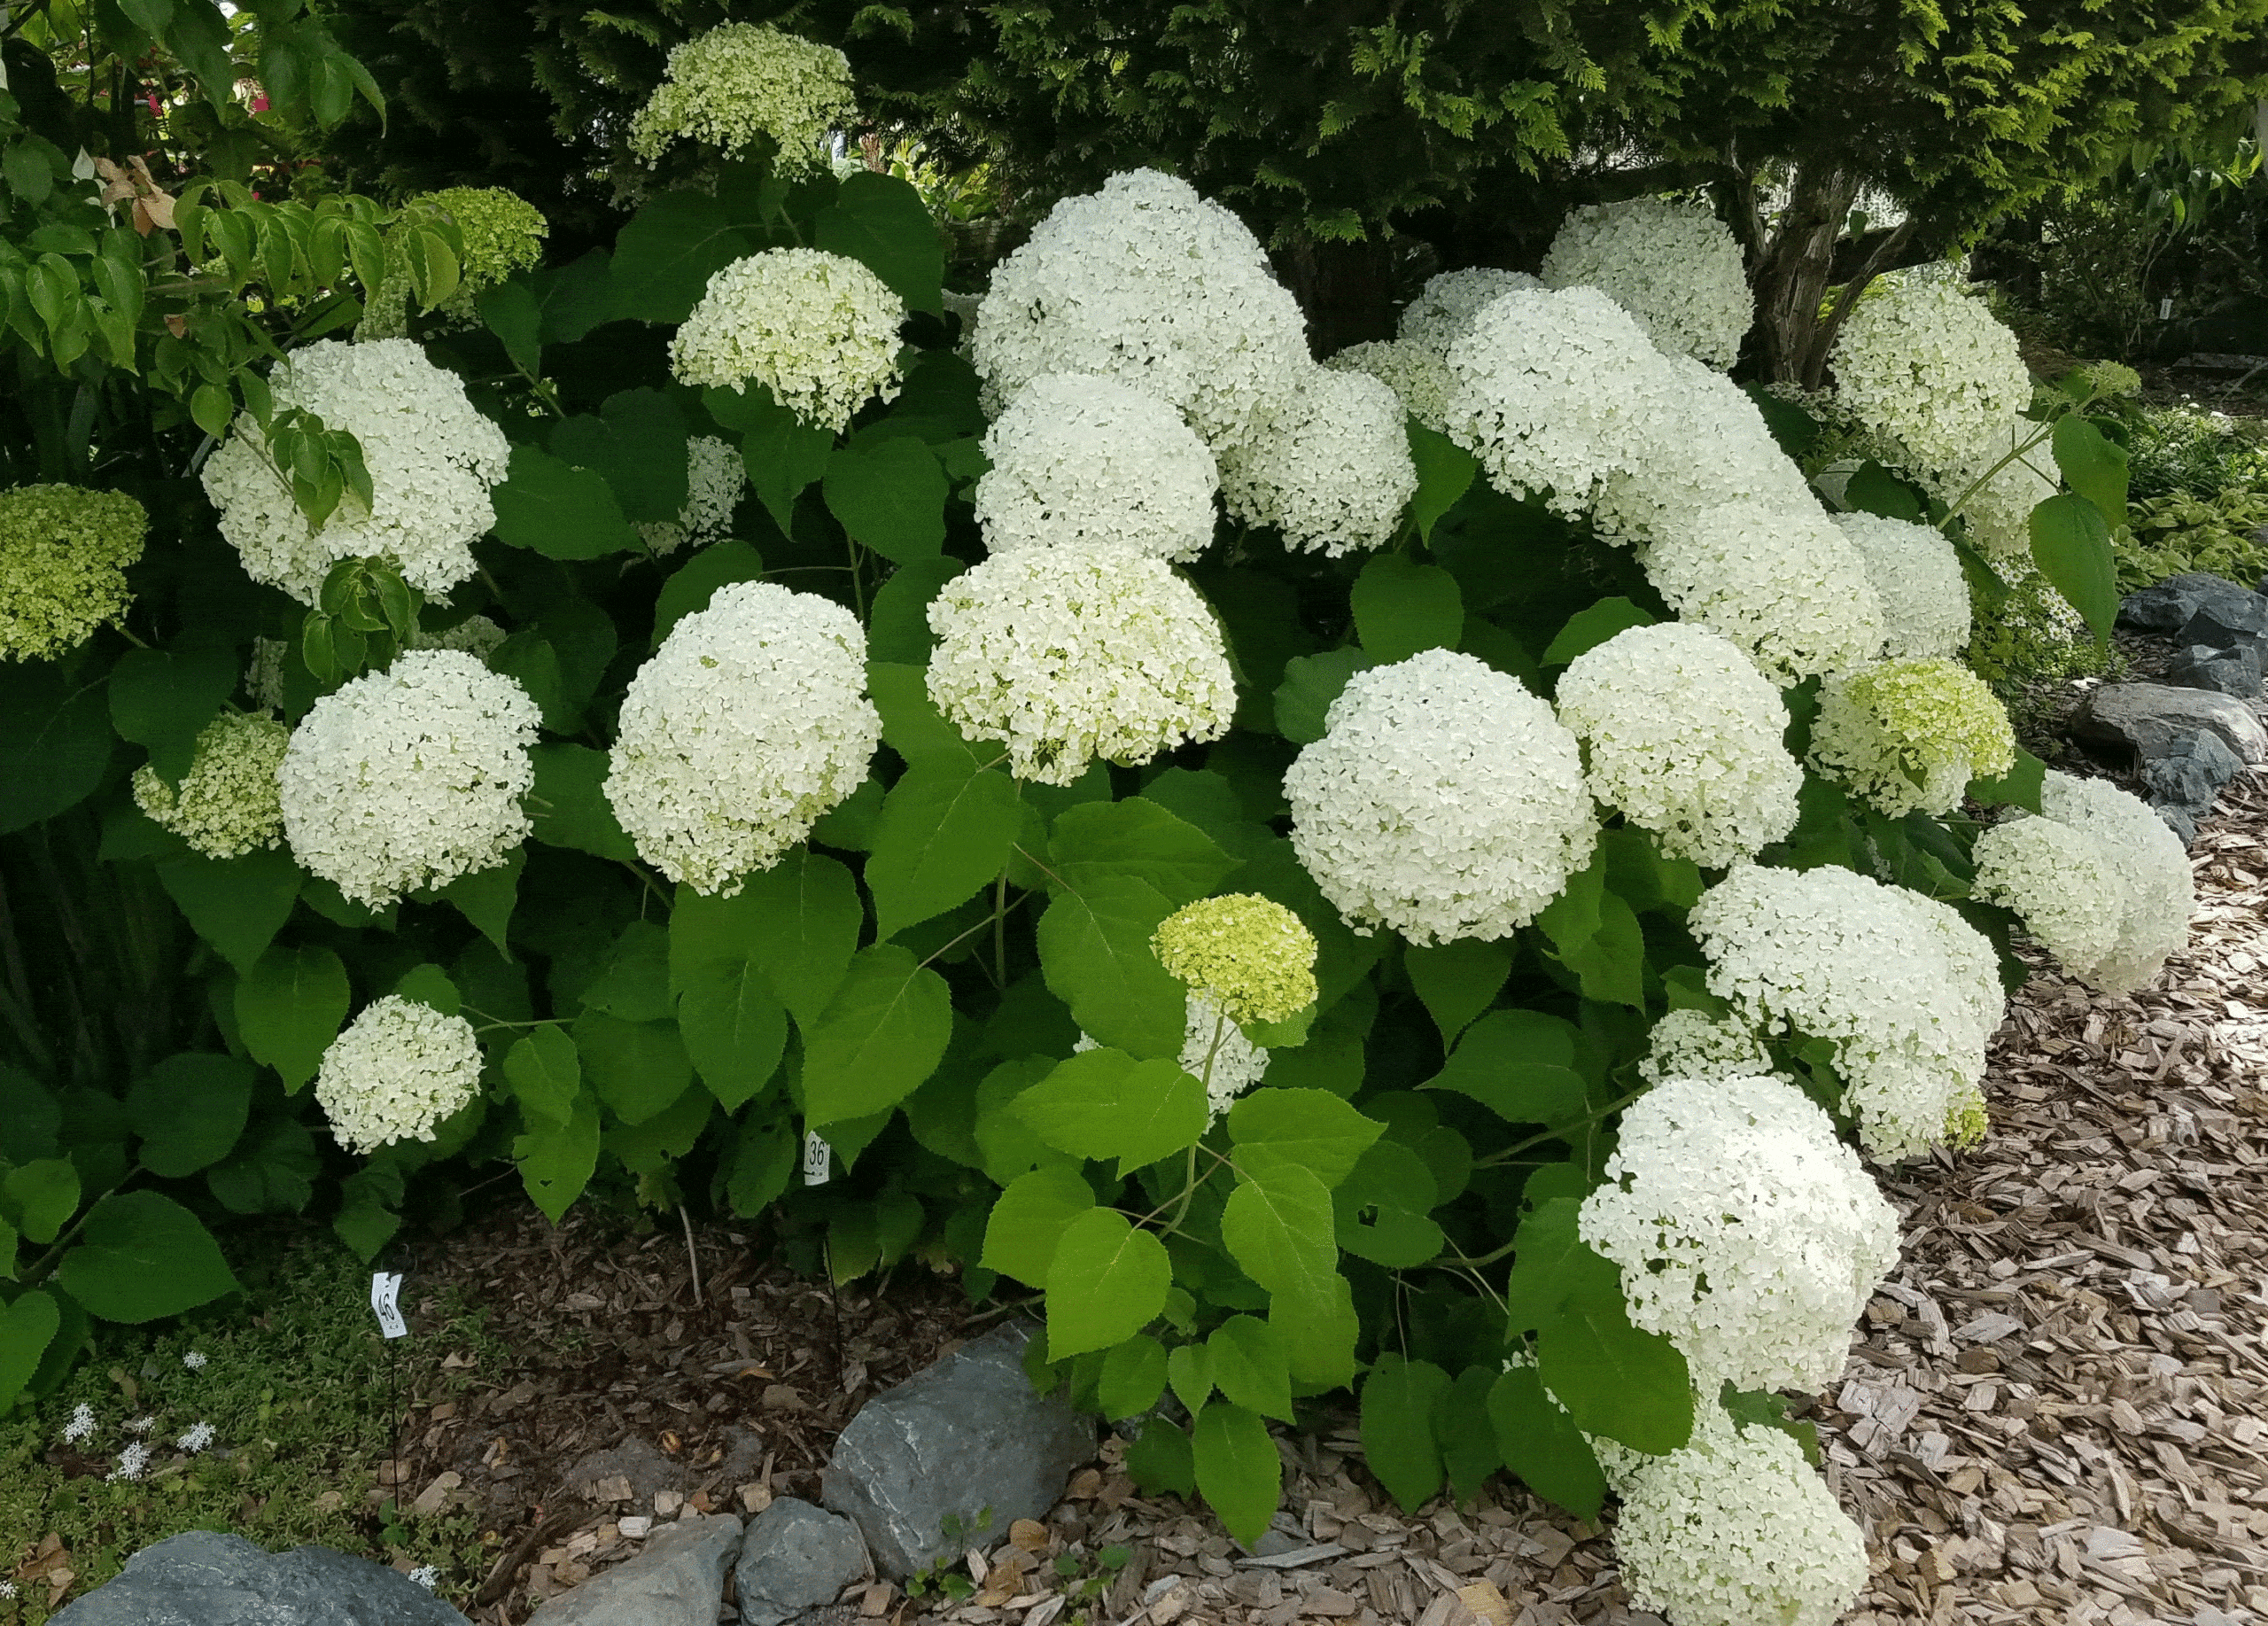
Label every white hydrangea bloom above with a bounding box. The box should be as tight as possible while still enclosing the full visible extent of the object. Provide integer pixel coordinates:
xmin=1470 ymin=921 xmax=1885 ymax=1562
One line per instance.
xmin=1831 ymin=510 xmax=1971 ymax=658
xmin=1399 ymin=268 xmax=1542 ymax=354
xmin=1807 ymin=657 xmax=2015 ymax=819
xmin=1284 ymin=650 xmax=1597 ymax=945
xmin=626 ymin=23 xmax=854 ymax=173
xmin=1078 ymin=992 xmax=1267 ymax=1125
xmin=607 ymin=582 xmax=879 ymax=896
xmin=1829 ymin=274 xmax=2032 ymax=478
xmin=1591 ymin=356 xmax=1819 ymax=548
xmin=1540 ymin=198 xmax=1752 ymax=369
xmin=1971 ymin=815 xmax=2125 ymax=987
xmin=1638 ymin=1008 xmax=1776 ymax=1086
xmin=975 ymin=374 xmax=1219 ymax=562
xmin=132 ymin=712 xmax=291 ymax=860
xmin=200 ymin=339 xmax=511 ymax=605
xmin=1643 ymin=500 xmax=1886 ymax=683
xmin=314 ymin=996 xmax=483 ymax=1155
xmin=1325 ymin=338 xmax=1446 ymax=429
xmin=279 ymin=650 xmax=539 ymax=908
xmin=1216 ymin=365 xmax=1416 ymax=556
xmin=1554 ymin=622 xmax=1800 ymax=867
xmin=1927 ymin=417 xmax=2058 ymax=558
xmin=1604 ymin=1406 xmax=1869 ymax=1626
xmin=1689 ymin=864 xmax=2004 ymax=1160
xmin=1442 ymin=286 xmax=1678 ymax=517
xmin=970 ymin=169 xmax=1310 ymax=449
xmin=925 ymin=544 xmax=1234 ymax=786
xmin=1328 ymin=272 xmax=1541 ymax=432
xmin=410 ymin=613 xmax=507 ymax=659
xmin=1581 ymin=1075 xmax=1901 ymax=1393
xmin=2036 ymin=771 xmax=2194 ymax=992
xmin=639 ymin=436 xmax=748 ymax=556
xmin=671 ymin=249 xmax=905 ymax=432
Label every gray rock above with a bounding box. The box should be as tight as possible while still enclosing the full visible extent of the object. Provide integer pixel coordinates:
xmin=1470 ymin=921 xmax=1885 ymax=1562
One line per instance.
xmin=2166 ymin=640 xmax=2264 ymax=697
xmin=561 ymin=1435 xmax=693 ymax=1506
xmin=524 ymin=1513 xmax=742 ymax=1626
xmin=2117 ymin=572 xmax=2265 ymax=634
xmin=2070 ymin=681 xmax=2268 ymax=766
xmin=735 ymin=1498 xmax=867 ymax=1626
xmin=2141 ymin=729 xmax=2247 ymax=838
xmin=2175 ymin=596 xmax=2268 ymax=654
xmin=49 ymin=1531 xmax=470 ymax=1625
xmin=820 ymin=1323 xmax=1096 ymax=1578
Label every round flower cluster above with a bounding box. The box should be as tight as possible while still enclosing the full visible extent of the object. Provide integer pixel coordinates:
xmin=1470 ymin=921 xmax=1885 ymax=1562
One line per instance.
xmin=1689 ymin=863 xmax=2004 ymax=1160
xmin=1151 ymin=893 xmax=1318 ymax=1028
xmin=1832 ymin=511 xmax=1971 ymax=658
xmin=1638 ymin=1008 xmax=1777 ymax=1086
xmin=1808 ymin=657 xmax=2016 ymax=818
xmin=970 ymin=169 xmax=1309 ymax=448
xmin=975 ymin=374 xmax=1219 ymax=562
xmin=1441 ymin=285 xmax=1674 ymax=517
xmin=278 ymin=649 xmax=540 ymax=907
xmin=1930 ymin=419 xmax=2058 ymax=558
xmin=1580 ymin=1074 xmax=1902 ymax=1393
xmin=1540 ymin=197 xmax=1752 ymax=369
xmin=1326 ymin=339 xmax=1444 ymax=430
xmin=132 ymin=713 xmax=291 ymax=860
xmin=1332 ymin=268 xmax=1541 ymax=429
xmin=200 ymin=338 xmax=512 ymax=604
xmin=607 ymin=582 xmax=879 ymax=896
xmin=1643 ymin=500 xmax=1886 ymax=684
xmin=1976 ymin=770 xmax=2195 ymax=994
xmin=1590 ymin=357 xmax=1818 ymax=547
xmin=640 ymin=436 xmax=749 ymax=555
xmin=0 ymin=483 xmax=147 ymax=660
xmin=1216 ymin=365 xmax=1416 ymax=556
xmin=1603 ymin=1407 xmax=1870 ymax=1626
xmin=1829 ymin=273 xmax=2033 ymax=478
xmin=627 ymin=23 xmax=855 ymax=173
xmin=358 ymin=186 xmax=548 ymax=340
xmin=313 ymin=995 xmax=484 ymax=1155
xmin=1553 ymin=623 xmax=1801 ymax=867
xmin=924 ymin=544 xmax=1235 ymax=786
xmin=1284 ymin=650 xmax=1597 ymax=945
xmin=671 ymin=249 xmax=905 ymax=432
xmin=410 ymin=613 xmax=509 ymax=659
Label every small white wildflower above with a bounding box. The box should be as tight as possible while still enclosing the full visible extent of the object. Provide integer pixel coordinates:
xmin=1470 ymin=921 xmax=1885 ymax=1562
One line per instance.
xmin=124 ymin=1414 xmax=156 ymax=1435
xmin=0 ymin=1578 xmax=17 ymax=1599
xmin=670 ymin=249 xmax=905 ymax=432
xmin=1216 ymin=364 xmax=1416 ymax=556
xmin=315 ymin=996 xmax=485 ymax=1155
xmin=408 ymin=1566 xmax=442 ymax=1591
xmin=178 ymin=1421 xmax=215 ymax=1454
xmin=110 ymin=1441 xmax=152 ymax=1481
xmin=1540 ymin=197 xmax=1752 ymax=368
xmin=181 ymin=1350 xmax=207 ymax=1371
xmin=62 ymin=1401 xmax=96 ymax=1443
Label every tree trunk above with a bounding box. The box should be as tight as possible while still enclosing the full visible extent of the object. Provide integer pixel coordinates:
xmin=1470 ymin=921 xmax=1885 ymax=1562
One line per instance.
xmin=1270 ymin=235 xmax=1400 ymax=360
xmin=1748 ymin=162 xmax=1865 ymax=387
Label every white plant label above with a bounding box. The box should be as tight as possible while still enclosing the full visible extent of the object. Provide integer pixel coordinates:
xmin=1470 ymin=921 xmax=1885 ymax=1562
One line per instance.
xmin=802 ymin=1131 xmax=833 ymax=1186
xmin=370 ymin=1272 xmax=408 ymax=1340
xmin=2161 ymin=297 xmax=2175 ymax=320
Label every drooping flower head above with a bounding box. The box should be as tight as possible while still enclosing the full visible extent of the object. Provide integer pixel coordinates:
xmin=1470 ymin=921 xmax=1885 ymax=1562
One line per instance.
xmin=1831 ymin=510 xmax=1972 ymax=659
xmin=1601 ymin=1405 xmax=1870 ymax=1626
xmin=1077 ymin=992 xmax=1269 ymax=1125
xmin=1829 ymin=272 xmax=2032 ymax=479
xmin=1688 ymin=863 xmax=2004 ymax=1160
xmin=200 ymin=338 xmax=512 ymax=605
xmin=924 ymin=543 xmax=1235 ymax=785
xmin=0 ymin=483 xmax=148 ymax=660
xmin=975 ymin=374 xmax=1220 ymax=562
xmin=1554 ymin=622 xmax=1801 ymax=867
xmin=357 ymin=187 xmax=548 ymax=340
xmin=278 ymin=649 xmax=540 ymax=907
xmin=314 ymin=995 xmax=483 ymax=1155
xmin=1152 ymin=894 xmax=1318 ymax=1028
xmin=671 ymin=249 xmax=905 ymax=432
xmin=607 ymin=581 xmax=880 ymax=896
xmin=1807 ymin=656 xmax=2015 ymax=818
xmin=1927 ymin=416 xmax=2058 ymax=558
xmin=1216 ymin=364 xmax=1417 ymax=556
xmin=628 ymin=23 xmax=855 ymax=173
xmin=970 ymin=169 xmax=1309 ymax=448
xmin=639 ymin=436 xmax=749 ymax=556
xmin=1580 ymin=1074 xmax=1902 ymax=1393
xmin=133 ymin=712 xmax=291 ymax=860
xmin=1284 ymin=650 xmax=1598 ymax=945
xmin=1541 ymin=197 xmax=1752 ymax=369
xmin=1643 ymin=500 xmax=1886 ymax=684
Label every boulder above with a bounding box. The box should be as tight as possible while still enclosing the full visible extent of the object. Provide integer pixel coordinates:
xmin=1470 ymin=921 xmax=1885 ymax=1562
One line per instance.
xmin=2166 ymin=641 xmax=2264 ymax=699
xmin=2175 ymin=596 xmax=2268 ymax=655
xmin=48 ymin=1531 xmax=470 ymax=1626
xmin=2117 ymin=572 xmax=2266 ymax=634
xmin=820 ymin=1323 xmax=1096 ymax=1578
xmin=2070 ymin=682 xmax=2268 ymax=766
xmin=523 ymin=1513 xmax=742 ymax=1626
xmin=734 ymin=1498 xmax=868 ymax=1626
xmin=2142 ymin=730 xmax=2247 ymax=844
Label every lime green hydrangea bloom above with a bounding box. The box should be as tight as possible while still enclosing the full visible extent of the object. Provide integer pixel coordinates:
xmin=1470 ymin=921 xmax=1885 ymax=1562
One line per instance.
xmin=1808 ymin=657 xmax=2016 ymax=818
xmin=358 ymin=187 xmax=548 ymax=340
xmin=628 ymin=23 xmax=856 ymax=174
xmin=0 ymin=484 xmax=148 ymax=661
xmin=1152 ymin=893 xmax=1318 ymax=1027
xmin=1943 ymin=1085 xmax=1990 ymax=1149
xmin=133 ymin=712 xmax=291 ymax=859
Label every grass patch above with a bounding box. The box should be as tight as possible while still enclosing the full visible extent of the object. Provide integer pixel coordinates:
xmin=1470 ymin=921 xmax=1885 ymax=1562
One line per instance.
xmin=1 ymin=1230 xmax=506 ymax=1623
